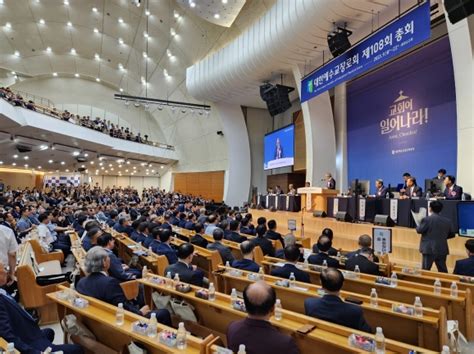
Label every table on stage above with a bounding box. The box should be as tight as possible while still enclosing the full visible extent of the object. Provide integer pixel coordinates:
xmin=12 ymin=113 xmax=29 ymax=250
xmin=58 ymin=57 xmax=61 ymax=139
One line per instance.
xmin=327 ymin=196 xmax=462 ymax=230
xmin=256 ymin=194 xmax=301 ymax=212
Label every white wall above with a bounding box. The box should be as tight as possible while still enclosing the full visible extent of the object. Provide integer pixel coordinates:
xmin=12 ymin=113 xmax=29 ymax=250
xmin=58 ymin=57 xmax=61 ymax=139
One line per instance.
xmin=91 ymin=175 xmax=160 ymax=190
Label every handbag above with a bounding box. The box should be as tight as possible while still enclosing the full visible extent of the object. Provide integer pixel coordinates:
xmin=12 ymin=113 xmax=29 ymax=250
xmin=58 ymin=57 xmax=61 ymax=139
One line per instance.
xmin=152 ymin=291 xmax=172 ymax=312
xmin=128 ymin=341 xmax=147 ymax=354
xmin=61 ymin=314 xmax=96 ymax=339
xmin=170 ymin=298 xmax=198 ymax=322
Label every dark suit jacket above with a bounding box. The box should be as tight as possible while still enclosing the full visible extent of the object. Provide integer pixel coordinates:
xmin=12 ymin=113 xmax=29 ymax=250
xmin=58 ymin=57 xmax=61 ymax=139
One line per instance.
xmin=164 ymin=261 xmax=204 ymax=287
xmin=143 ymin=235 xmax=155 ymax=248
xmin=76 ymin=272 xmax=139 ymax=314
xmin=416 ymin=213 xmax=455 ymax=256
xmin=0 ymin=292 xmax=46 ymax=353
xmin=453 ymin=256 xmax=474 ymax=276
xmin=225 ymin=231 xmax=247 ymax=243
xmin=444 ymin=185 xmax=463 ymax=200
xmin=345 ymin=254 xmax=380 ymax=275
xmin=232 ymin=258 xmax=260 ymax=273
xmin=265 ymin=230 xmax=284 ymax=248
xmin=404 ymin=185 xmax=422 ymax=198
xmin=327 ymin=178 xmax=336 ymax=190
xmin=184 ymin=221 xmax=195 ymax=230
xmin=312 ymin=244 xmax=338 ymax=257
xmin=274 ymin=247 xmax=304 ymax=262
xmin=270 ymin=263 xmax=310 ymax=283
xmin=151 ymin=241 xmax=178 ymax=264
xmin=305 ymin=294 xmax=372 ymax=333
xmin=375 ymin=186 xmax=389 ymax=198
xmin=240 ymin=226 xmax=256 ymax=236
xmin=191 ymin=233 xmax=208 ymax=248
xmin=227 ymin=318 xmax=299 ymax=354
xmin=251 ymin=237 xmax=275 ymax=257
xmin=207 ymin=242 xmax=234 ymax=264
xmin=307 ymin=252 xmax=339 ymax=268
xmin=345 ymin=248 xmax=379 ymax=263
xmin=105 ymin=249 xmax=135 ymax=281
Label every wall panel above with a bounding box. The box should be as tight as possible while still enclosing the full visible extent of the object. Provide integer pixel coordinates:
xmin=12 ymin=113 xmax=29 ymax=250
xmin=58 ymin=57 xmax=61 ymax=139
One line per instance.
xmin=173 ymin=171 xmax=224 ymax=202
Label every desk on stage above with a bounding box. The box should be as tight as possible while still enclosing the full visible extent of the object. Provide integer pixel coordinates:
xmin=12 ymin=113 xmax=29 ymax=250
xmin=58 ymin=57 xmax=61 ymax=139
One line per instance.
xmin=297 ymin=187 xmax=339 ymax=212
xmin=256 ymin=194 xmax=301 ymax=212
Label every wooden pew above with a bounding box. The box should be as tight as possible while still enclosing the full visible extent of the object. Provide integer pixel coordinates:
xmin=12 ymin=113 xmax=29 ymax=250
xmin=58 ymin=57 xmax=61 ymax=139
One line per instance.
xmin=16 ymin=241 xmax=68 ymax=324
xmin=0 ymin=337 xmax=19 ymax=353
xmin=213 ymin=266 xmax=446 ymax=351
xmin=139 ymin=276 xmax=437 ymax=354
xmin=47 ymin=286 xmax=214 ymax=354
xmin=28 ymin=238 xmax=64 ymax=264
xmin=262 ymin=256 xmax=472 ymax=340
xmin=330 ymin=252 xmax=390 ymax=276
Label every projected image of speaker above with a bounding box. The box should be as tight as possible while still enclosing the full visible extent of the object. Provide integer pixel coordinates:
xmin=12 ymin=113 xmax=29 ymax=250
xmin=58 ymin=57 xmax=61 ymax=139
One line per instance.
xmin=444 ymin=0 xmax=474 ymax=24
xmin=327 ymin=26 xmax=353 ymax=58
xmin=259 ymin=83 xmax=295 ymax=117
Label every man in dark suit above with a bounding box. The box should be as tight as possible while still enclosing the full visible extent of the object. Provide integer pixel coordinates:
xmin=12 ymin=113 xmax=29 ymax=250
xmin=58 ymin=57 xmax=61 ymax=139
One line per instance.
xmin=324 ymin=173 xmax=336 ymax=190
xmin=0 ymin=262 xmax=84 ymax=354
xmin=150 ymin=228 xmax=178 ymax=265
xmin=227 ymin=281 xmax=299 ymax=354
xmin=345 ymin=248 xmax=380 ymax=275
xmin=308 ymin=236 xmax=339 ymax=268
xmin=312 ymin=228 xmax=338 ymax=256
xmin=184 ymin=212 xmax=196 ymax=230
xmin=443 ymin=175 xmax=463 ymax=200
xmin=240 ymin=217 xmax=256 ymax=236
xmin=435 ymin=168 xmax=447 ymax=180
xmin=375 ymin=179 xmax=389 ymax=198
xmin=454 ymin=240 xmax=474 ymax=276
xmin=77 ymin=247 xmax=171 ymax=325
xmin=190 ymin=223 xmax=208 ymax=248
xmin=265 ymin=220 xmax=284 ymax=248
xmin=270 ymin=245 xmax=310 ymax=283
xmin=345 ymin=234 xmax=379 ymax=263
xmin=207 ymin=228 xmax=234 ymax=264
xmin=225 ymin=220 xmax=247 ymax=243
xmin=305 ymin=268 xmax=372 ymax=333
xmin=416 ymin=200 xmax=456 ymax=272
xmin=232 ymin=241 xmax=260 ymax=273
xmin=251 ymin=224 xmax=275 ymax=257
xmin=97 ymin=233 xmax=140 ymax=281
xmin=164 ymin=243 xmax=205 ymax=287
xmin=401 ymin=177 xmax=422 ymax=199
xmin=275 ymin=234 xmax=304 ymax=261
xmin=274 ymin=138 xmax=284 ymax=159
xmin=160 ymin=212 xmax=173 ymax=231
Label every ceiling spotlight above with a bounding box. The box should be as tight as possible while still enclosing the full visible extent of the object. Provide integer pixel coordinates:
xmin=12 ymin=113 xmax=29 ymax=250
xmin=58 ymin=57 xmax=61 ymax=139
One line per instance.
xmin=0 ymin=161 xmax=3 ymax=165
xmin=14 ymin=51 xmax=20 ymax=57
xmin=157 ymin=105 xmax=164 ymax=110
xmin=48 ymin=159 xmax=53 ymax=163
xmin=39 ymin=19 xmax=45 ymax=25
xmin=214 ymin=13 xmax=220 ymax=19
xmin=92 ymin=7 xmax=98 ymax=12
xmin=190 ymin=2 xmax=196 ymax=8
xmin=67 ymin=21 xmax=72 ymax=27
xmin=12 ymin=163 xmax=16 ymax=166
xmin=73 ymin=151 xmax=80 ymax=156
xmin=118 ymin=17 xmax=124 ymax=24
xmin=170 ymin=28 xmax=176 ymax=36
xmin=119 ymin=88 xmax=123 ymax=92
xmin=52 ymin=72 xmax=58 ymax=77
xmin=39 ymin=144 xmax=48 ymax=150
xmin=24 ymin=164 xmax=29 ymax=168
xmin=126 ymin=160 xmax=130 ymax=165
xmin=142 ymin=51 xmax=148 ymax=58
xmin=63 ymin=0 xmax=69 ymax=5
xmin=81 ymin=165 xmax=85 ymax=168
xmin=13 ymin=154 xmax=18 ymax=159
xmin=74 ymin=73 xmax=80 ymax=77
xmin=143 ymin=31 xmax=149 ymax=38
xmin=70 ymin=48 xmax=76 ymax=55
xmin=124 ymin=100 xmax=130 ymax=106
xmin=84 ymin=153 xmax=88 ymax=157
xmin=174 ymin=10 xmax=180 ymax=18
xmin=65 ymin=169 xmax=70 ymax=172
xmin=101 ymin=167 xmax=104 ymax=170
xmin=24 ymin=156 xmax=29 ymax=160
xmin=37 ymin=166 xmax=42 ymax=169
xmin=161 ymin=165 xmax=164 ymax=169
xmin=118 ymin=38 xmax=124 ymax=45
xmin=5 ymin=22 xmax=11 ymax=29
xmin=145 ymin=9 xmax=150 ymax=16
xmin=93 ymin=28 xmax=99 ymax=33
xmin=167 ymin=49 xmax=172 ymax=57
xmin=222 ymin=0 xmax=228 ymax=3
xmin=45 ymin=46 xmax=52 ymax=53
xmin=96 ymin=77 xmax=100 ymax=82
xmin=94 ymin=53 xmax=100 ymax=60
xmin=11 ymin=71 xmax=16 ymax=75
xmin=60 ymin=161 xmax=65 ymax=165
xmin=163 ymin=69 xmax=169 ymax=77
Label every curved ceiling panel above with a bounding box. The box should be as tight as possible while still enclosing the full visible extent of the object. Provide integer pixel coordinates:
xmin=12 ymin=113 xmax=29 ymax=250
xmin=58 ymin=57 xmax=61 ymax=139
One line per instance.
xmin=176 ymin=0 xmax=247 ymax=27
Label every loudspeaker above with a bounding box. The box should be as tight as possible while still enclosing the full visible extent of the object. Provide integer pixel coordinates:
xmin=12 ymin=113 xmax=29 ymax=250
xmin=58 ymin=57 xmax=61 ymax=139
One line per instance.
xmin=374 ymin=214 xmax=395 ymax=227
xmin=335 ymin=211 xmax=352 ymax=222
xmin=257 ymin=205 xmax=263 ymax=210
xmin=444 ymin=0 xmax=474 ymax=24
xmin=327 ymin=28 xmax=352 ymax=57
xmin=259 ymin=83 xmax=294 ymax=116
xmin=313 ymin=210 xmax=327 ymax=218
xmin=269 ymin=206 xmax=277 ymax=212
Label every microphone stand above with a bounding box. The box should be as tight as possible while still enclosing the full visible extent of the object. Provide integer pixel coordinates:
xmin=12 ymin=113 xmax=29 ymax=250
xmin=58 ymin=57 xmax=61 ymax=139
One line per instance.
xmin=300 ymin=206 xmax=305 ymax=238
xmin=354 ymin=178 xmax=359 ymax=223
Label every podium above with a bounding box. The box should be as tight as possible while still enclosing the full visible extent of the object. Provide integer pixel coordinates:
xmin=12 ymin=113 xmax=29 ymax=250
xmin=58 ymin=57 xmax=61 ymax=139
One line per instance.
xmin=297 ymin=187 xmax=339 ymax=212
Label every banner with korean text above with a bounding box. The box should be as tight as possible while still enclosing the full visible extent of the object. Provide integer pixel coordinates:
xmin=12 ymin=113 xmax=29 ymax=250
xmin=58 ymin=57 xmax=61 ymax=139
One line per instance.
xmin=301 ymin=1 xmax=431 ymax=102
xmin=347 ymin=36 xmax=457 ymax=191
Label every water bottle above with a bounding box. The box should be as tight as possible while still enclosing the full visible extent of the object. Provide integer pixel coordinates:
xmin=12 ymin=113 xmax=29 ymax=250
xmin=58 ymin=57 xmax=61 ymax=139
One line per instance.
xmin=174 ymin=273 xmax=180 ymax=286
xmin=237 ymin=344 xmax=247 ymax=354
xmin=208 ymin=282 xmax=216 ymax=301
xmin=68 ymin=282 xmax=76 ymax=303
xmin=116 ymin=303 xmax=125 ymax=325
xmin=322 ymin=259 xmax=328 ymax=268
xmin=462 ymin=193 xmax=466 ymax=201
xmin=142 ymin=265 xmax=148 ymax=279
xmin=390 ymin=271 xmax=398 ymax=287
xmin=375 ymin=327 xmax=385 ymax=354
xmin=354 ymin=265 xmax=360 ymax=278
xmin=43 ymin=347 xmax=52 ymax=354
xmin=274 ymin=298 xmax=282 ymax=320
xmin=225 ymin=261 xmax=231 ymax=268
xmin=231 ymin=288 xmax=237 ymax=306
xmin=370 ymin=288 xmax=378 ymax=307
xmin=148 ymin=246 xmax=153 ymax=254
xmin=166 ymin=271 xmax=172 ymax=288
xmin=176 ymin=322 xmax=187 ymax=350
xmin=426 ymin=191 xmax=431 ymax=200
xmin=289 ymin=272 xmax=296 ymax=288
xmin=414 ymin=296 xmax=423 ymax=317
xmin=337 ymin=251 xmax=341 ymax=258
xmin=441 ymin=345 xmax=450 ymax=354
xmin=6 ymin=343 xmax=16 ymax=354
xmin=385 ymin=191 xmax=390 ymax=199
xmin=433 ymin=278 xmax=442 ymax=295
xmin=303 ymin=257 xmax=309 ymax=269
xmin=258 ymin=266 xmax=265 ymax=280
xmin=147 ymin=312 xmax=157 ymax=338
xmin=450 ymin=281 xmax=458 ymax=298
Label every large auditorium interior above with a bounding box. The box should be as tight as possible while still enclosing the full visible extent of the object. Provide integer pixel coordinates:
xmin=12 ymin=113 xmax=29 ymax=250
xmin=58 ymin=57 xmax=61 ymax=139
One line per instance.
xmin=0 ymin=0 xmax=473 ymax=353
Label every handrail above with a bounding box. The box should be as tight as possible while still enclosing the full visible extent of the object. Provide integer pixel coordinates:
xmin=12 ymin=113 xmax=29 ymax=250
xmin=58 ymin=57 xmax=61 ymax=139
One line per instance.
xmin=2 ymin=90 xmax=175 ymax=151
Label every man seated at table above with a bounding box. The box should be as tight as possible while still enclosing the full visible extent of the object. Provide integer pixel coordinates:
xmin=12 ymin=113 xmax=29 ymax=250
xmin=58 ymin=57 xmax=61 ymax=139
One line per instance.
xmin=0 ymin=262 xmax=84 ymax=354
xmin=308 ymin=236 xmax=340 ymax=268
xmin=190 ymin=223 xmax=208 ymax=248
xmin=345 ymin=234 xmax=379 ymax=262
xmin=165 ymin=243 xmax=205 ymax=287
xmin=150 ymin=228 xmax=178 ymax=265
xmin=232 ymin=241 xmax=260 ymax=273
xmin=207 ymin=228 xmax=234 ymax=264
xmin=399 ymin=172 xmax=411 ymax=193
xmin=77 ymin=247 xmax=171 ymax=326
xmin=227 ymin=281 xmax=300 ymax=354
xmin=435 ymin=168 xmax=447 ymax=180
xmin=443 ymin=175 xmax=463 ymax=200
xmin=312 ymin=228 xmax=338 ymax=256
xmin=400 ymin=177 xmax=422 ymax=199
xmin=225 ymin=220 xmax=247 ymax=243
xmin=288 ymin=184 xmax=297 ymax=195
xmin=304 ymin=268 xmax=372 ymax=333
xmin=453 ymin=239 xmax=474 ymax=276
xmin=270 ymin=245 xmax=310 ymax=283
xmin=265 ymin=220 xmax=284 ymax=248
xmin=375 ymin=179 xmax=389 ymax=198
xmin=345 ymin=248 xmax=381 ymax=275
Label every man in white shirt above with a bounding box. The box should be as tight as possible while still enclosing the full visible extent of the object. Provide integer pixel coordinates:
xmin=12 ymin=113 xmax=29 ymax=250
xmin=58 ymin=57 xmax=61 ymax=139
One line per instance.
xmin=0 ymin=223 xmax=18 ymax=293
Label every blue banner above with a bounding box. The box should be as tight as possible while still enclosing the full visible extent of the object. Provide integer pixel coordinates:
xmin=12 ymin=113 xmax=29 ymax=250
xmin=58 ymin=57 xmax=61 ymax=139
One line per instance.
xmin=347 ymin=37 xmax=457 ymax=192
xmin=301 ymin=1 xmax=431 ymax=102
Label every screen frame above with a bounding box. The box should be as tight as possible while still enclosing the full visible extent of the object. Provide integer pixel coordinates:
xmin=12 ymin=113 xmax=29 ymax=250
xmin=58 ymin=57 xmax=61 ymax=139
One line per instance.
xmin=263 ymin=123 xmax=295 ymax=171
xmin=457 ymin=201 xmax=474 ymax=238
xmin=372 ymin=227 xmax=393 ymax=254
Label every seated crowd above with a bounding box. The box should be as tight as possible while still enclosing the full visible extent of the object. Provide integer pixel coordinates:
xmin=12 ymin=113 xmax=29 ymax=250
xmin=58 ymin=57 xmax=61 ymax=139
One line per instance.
xmin=0 ymin=184 xmax=472 ymax=353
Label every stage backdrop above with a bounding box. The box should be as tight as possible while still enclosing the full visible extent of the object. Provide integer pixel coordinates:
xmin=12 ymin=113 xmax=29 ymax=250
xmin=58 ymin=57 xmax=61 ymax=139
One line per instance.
xmin=347 ymin=37 xmax=457 ymax=193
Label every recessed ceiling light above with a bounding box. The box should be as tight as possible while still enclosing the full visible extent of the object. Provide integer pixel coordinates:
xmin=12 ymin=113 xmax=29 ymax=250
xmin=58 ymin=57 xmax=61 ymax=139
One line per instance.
xmin=5 ymin=22 xmax=11 ymax=29
xmin=145 ymin=10 xmax=150 ymax=16
xmin=96 ymin=77 xmax=100 ymax=82
xmin=84 ymin=153 xmax=88 ymax=157
xmin=81 ymin=164 xmax=85 ymax=168
xmin=142 ymin=52 xmax=148 ymax=58
xmin=37 ymin=166 xmax=42 ymax=169
xmin=24 ymin=156 xmax=29 ymax=160
xmin=174 ymin=11 xmax=180 ymax=18
xmin=73 ymin=151 xmax=80 ymax=156
xmin=39 ymin=144 xmax=48 ymax=150
xmin=0 ymin=161 xmax=2 ymax=165
xmin=222 ymin=0 xmax=228 ymax=3
xmin=24 ymin=164 xmax=28 ymax=168
xmin=92 ymin=7 xmax=98 ymax=12
xmin=11 ymin=71 xmax=16 ymax=75
xmin=110 ymin=168 xmax=114 ymax=171
xmin=214 ymin=13 xmax=220 ymax=19
xmin=13 ymin=155 xmax=18 ymax=159
xmin=90 ymin=161 xmax=94 ymax=164
xmin=67 ymin=21 xmax=72 ymax=27
xmin=65 ymin=169 xmax=69 ymax=172
xmin=119 ymin=88 xmax=124 ymax=92
xmin=12 ymin=163 xmax=16 ymax=166
xmin=48 ymin=160 xmax=53 ymax=163
xmin=63 ymin=0 xmax=69 ymax=5
xmin=52 ymin=72 xmax=58 ymax=77
xmin=143 ymin=31 xmax=149 ymax=38
xmin=93 ymin=28 xmax=99 ymax=33
xmin=60 ymin=161 xmax=65 ymax=165
xmin=118 ymin=17 xmax=124 ymax=24
xmin=190 ymin=2 xmax=195 ymax=8
xmin=74 ymin=73 xmax=80 ymax=77
xmin=94 ymin=53 xmax=100 ymax=60
xmin=170 ymin=28 xmax=176 ymax=36
xmin=70 ymin=48 xmax=76 ymax=55
xmin=46 ymin=46 xmax=52 ymax=53
xmin=14 ymin=51 xmax=20 ymax=57
xmin=39 ymin=19 xmax=45 ymax=25
xmin=161 ymin=165 xmax=164 ymax=169
xmin=167 ymin=49 xmax=172 ymax=57
xmin=118 ymin=38 xmax=124 ymax=45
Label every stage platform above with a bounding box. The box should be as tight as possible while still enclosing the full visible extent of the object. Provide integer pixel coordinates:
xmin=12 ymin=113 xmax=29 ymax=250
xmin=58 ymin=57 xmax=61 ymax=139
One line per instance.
xmin=250 ymin=209 xmax=467 ymax=271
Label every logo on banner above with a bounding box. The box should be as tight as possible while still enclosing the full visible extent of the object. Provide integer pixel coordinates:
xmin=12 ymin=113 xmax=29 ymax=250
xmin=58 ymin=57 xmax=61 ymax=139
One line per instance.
xmin=307 ymin=80 xmax=313 ymax=93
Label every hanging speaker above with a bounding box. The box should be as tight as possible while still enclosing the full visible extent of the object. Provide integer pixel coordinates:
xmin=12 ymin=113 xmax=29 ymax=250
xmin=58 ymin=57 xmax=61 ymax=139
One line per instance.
xmin=444 ymin=0 xmax=474 ymax=24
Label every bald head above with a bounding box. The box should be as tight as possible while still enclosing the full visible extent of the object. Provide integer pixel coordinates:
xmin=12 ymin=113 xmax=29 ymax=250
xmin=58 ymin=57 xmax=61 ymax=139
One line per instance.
xmin=243 ymin=281 xmax=276 ymax=317
xmin=358 ymin=234 xmax=372 ymax=248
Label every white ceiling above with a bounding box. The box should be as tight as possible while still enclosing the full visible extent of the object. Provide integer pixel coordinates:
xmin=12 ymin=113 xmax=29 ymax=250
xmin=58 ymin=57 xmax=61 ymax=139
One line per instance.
xmin=176 ymin=0 xmax=247 ymax=28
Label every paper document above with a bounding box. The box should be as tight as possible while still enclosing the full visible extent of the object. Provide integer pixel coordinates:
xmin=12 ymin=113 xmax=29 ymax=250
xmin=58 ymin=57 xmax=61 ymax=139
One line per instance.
xmin=411 ymin=207 xmax=427 ymax=227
